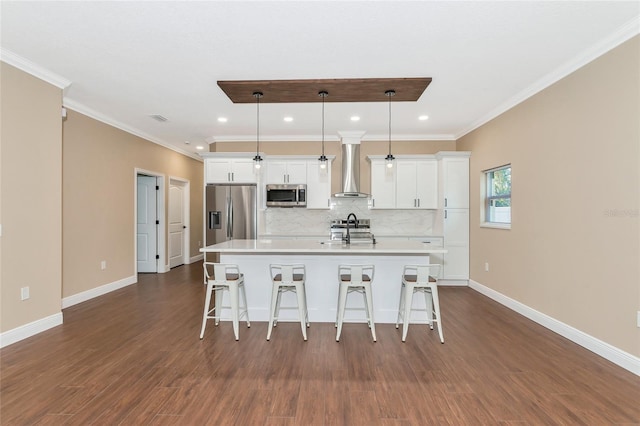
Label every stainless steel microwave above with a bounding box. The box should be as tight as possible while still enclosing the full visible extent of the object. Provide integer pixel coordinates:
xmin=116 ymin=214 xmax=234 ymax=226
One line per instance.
xmin=266 ymin=184 xmax=306 ymax=207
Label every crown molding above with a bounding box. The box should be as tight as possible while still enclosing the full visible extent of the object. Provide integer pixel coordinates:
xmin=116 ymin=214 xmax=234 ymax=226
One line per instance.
xmin=455 ymin=15 xmax=640 ymax=140
xmin=0 ymin=48 xmax=72 ymax=89
xmin=362 ymin=133 xmax=456 ymax=142
xmin=63 ymin=98 xmax=202 ymax=161
xmin=209 ymin=133 xmax=455 ymax=143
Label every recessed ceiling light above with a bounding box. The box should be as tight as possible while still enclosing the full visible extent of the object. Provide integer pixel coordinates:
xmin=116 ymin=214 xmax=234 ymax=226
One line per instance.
xmin=350 ymin=116 xmax=360 ymax=121
xmin=196 ymin=145 xmax=204 ymax=150
xmin=184 ymin=140 xmax=190 ymax=145
xmin=284 ymin=116 xmax=293 ymax=122
xmin=217 ymin=117 xmax=228 ymax=123
xmin=419 ymin=115 xmax=429 ymax=121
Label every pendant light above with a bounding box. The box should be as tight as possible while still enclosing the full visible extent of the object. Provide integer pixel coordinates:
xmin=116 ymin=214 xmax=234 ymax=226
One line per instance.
xmin=253 ymin=91 xmax=264 ymax=169
xmin=318 ymin=90 xmax=329 ymax=169
xmin=384 ymin=90 xmax=396 ymax=168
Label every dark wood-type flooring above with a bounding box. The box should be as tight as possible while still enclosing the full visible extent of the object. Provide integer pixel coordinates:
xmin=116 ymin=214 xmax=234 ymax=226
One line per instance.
xmin=1 ymin=263 xmax=638 ymax=425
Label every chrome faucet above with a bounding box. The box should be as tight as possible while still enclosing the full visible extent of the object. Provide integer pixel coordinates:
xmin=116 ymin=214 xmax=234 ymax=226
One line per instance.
xmin=345 ymin=213 xmax=358 ymax=245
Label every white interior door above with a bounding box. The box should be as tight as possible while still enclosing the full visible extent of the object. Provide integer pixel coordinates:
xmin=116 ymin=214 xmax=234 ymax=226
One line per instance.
xmin=137 ymin=175 xmax=158 ymax=272
xmin=168 ymin=182 xmax=186 ymax=268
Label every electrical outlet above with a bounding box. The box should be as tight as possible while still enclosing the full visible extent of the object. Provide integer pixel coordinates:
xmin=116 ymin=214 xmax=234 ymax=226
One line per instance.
xmin=20 ymin=287 xmax=30 ymax=301
xmin=198 ymin=240 xmax=202 ymax=247
xmin=485 ymin=262 xmax=489 ymax=272
xmin=637 ymin=311 xmax=640 ymax=328
xmin=101 ymin=260 xmax=107 ymax=270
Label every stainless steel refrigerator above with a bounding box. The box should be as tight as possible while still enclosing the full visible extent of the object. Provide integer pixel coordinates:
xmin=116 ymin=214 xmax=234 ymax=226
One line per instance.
xmin=206 ymin=184 xmax=257 ymax=254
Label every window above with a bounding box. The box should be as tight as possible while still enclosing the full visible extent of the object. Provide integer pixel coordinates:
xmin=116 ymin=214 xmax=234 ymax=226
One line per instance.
xmin=483 ymin=165 xmax=511 ymax=228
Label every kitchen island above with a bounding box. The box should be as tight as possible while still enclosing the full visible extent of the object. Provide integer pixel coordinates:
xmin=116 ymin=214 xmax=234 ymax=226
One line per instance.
xmin=200 ymin=239 xmax=447 ymax=323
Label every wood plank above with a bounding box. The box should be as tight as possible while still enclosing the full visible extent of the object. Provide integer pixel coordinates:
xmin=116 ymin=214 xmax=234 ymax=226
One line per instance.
xmin=217 ymin=78 xmax=432 ymax=103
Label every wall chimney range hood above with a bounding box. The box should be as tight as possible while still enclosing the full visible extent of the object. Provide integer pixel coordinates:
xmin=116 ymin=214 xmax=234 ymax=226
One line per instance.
xmin=333 ymin=131 xmax=369 ymax=198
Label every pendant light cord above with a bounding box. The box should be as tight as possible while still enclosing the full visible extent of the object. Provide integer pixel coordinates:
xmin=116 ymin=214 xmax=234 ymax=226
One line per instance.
xmin=321 ymin=92 xmax=325 ymax=156
xmin=256 ymin=93 xmax=260 ymax=155
xmin=388 ymin=92 xmax=391 ymax=156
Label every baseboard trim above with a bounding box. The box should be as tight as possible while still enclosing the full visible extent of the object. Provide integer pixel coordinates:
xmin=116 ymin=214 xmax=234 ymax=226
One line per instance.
xmin=438 ymin=279 xmax=469 ymax=287
xmin=0 ymin=312 xmax=63 ymax=348
xmin=469 ymin=279 xmax=640 ymax=376
xmin=62 ymin=275 xmax=137 ymax=309
xmin=189 ymin=254 xmax=204 ymax=264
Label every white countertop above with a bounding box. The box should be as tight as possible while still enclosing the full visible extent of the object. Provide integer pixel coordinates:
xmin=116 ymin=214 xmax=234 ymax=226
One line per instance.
xmin=200 ymin=239 xmax=447 ymax=254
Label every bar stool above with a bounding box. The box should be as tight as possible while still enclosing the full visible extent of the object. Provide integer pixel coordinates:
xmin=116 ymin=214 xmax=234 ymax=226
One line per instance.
xmin=396 ymin=264 xmax=443 ymax=343
xmin=336 ymin=264 xmax=376 ymax=342
xmin=200 ymin=262 xmax=250 ymax=341
xmin=267 ymin=264 xmax=309 ymax=341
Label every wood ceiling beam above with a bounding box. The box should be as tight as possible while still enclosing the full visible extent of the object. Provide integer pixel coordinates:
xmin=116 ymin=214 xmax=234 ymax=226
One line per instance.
xmin=217 ymin=78 xmax=432 ymax=103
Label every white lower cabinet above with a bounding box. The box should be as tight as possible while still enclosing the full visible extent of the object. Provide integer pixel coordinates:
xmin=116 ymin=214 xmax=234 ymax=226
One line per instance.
xmin=409 ymin=236 xmax=444 ymax=278
xmin=442 ymin=208 xmax=469 ymax=280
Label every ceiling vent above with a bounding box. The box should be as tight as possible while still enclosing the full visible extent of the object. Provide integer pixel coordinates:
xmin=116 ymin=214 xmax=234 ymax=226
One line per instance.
xmin=149 ymin=114 xmax=168 ymax=122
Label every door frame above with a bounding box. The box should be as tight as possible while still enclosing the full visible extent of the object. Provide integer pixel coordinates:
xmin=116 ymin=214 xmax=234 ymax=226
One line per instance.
xmin=169 ymin=176 xmax=190 ymax=267
xmin=134 ymin=168 xmax=167 ymax=273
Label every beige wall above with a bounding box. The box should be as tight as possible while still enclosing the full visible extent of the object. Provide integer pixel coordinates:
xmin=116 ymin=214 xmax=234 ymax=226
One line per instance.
xmin=1 ymin=63 xmax=63 ymax=332
xmin=213 ymin=139 xmax=456 ymax=194
xmin=458 ymin=36 xmax=640 ymax=356
xmin=62 ymin=110 xmax=203 ymax=298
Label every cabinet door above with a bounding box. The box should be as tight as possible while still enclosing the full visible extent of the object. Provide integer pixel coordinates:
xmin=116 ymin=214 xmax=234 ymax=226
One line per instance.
xmin=416 ymin=160 xmax=438 ymax=209
xmin=370 ymin=160 xmax=395 ymax=208
xmin=266 ymin=161 xmax=306 ymax=184
xmin=443 ymin=157 xmax=469 ymax=208
xmin=285 ymin=161 xmax=307 ymax=184
xmin=442 ymin=246 xmax=469 ymax=280
xmin=306 ymin=161 xmax=331 ymax=209
xmin=205 ymin=158 xmax=232 ymax=183
xmin=266 ymin=161 xmax=288 ymax=183
xmin=395 ymin=161 xmax=418 ymax=208
xmin=230 ymin=159 xmax=257 ymax=183
xmin=443 ymin=209 xmax=469 ymax=279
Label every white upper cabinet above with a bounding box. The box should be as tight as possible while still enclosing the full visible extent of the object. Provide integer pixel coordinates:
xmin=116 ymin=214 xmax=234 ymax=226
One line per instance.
xmin=369 ymin=156 xmax=437 ymax=209
xmin=266 ymin=160 xmax=307 ymax=184
xmin=440 ymin=156 xmax=469 ymax=208
xmin=395 ymin=160 xmax=438 ymax=209
xmin=369 ymin=159 xmax=396 ymax=209
xmin=306 ymin=160 xmax=333 ymax=209
xmin=205 ymin=157 xmax=257 ymax=183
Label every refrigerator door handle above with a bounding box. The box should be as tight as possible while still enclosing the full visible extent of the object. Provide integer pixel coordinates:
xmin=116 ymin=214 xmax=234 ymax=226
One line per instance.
xmin=226 ymin=194 xmax=232 ymax=238
xmin=228 ymin=195 xmax=234 ymax=239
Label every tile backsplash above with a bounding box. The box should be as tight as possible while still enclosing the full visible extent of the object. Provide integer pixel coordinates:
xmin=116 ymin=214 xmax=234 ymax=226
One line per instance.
xmin=261 ymin=198 xmax=435 ymax=237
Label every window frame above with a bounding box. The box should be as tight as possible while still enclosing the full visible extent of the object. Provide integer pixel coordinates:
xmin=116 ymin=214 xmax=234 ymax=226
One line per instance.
xmin=481 ymin=164 xmax=511 ymax=229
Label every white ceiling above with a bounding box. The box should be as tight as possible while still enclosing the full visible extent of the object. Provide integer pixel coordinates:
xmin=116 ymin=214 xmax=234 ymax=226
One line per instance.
xmin=1 ymin=1 xmax=638 ymax=159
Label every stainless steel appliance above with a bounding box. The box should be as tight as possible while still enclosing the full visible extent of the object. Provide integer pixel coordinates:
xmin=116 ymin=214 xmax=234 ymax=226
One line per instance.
xmin=330 ymin=217 xmax=375 ymax=244
xmin=266 ymin=184 xmax=307 ymax=207
xmin=206 ymin=184 xmax=257 ymax=255
xmin=333 ymin=142 xmax=369 ymax=198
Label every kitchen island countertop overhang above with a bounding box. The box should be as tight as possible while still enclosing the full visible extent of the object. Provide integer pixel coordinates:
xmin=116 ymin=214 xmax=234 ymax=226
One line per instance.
xmin=199 ymin=238 xmax=448 ymax=255
xmin=199 ymin=239 xmax=447 ymax=324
